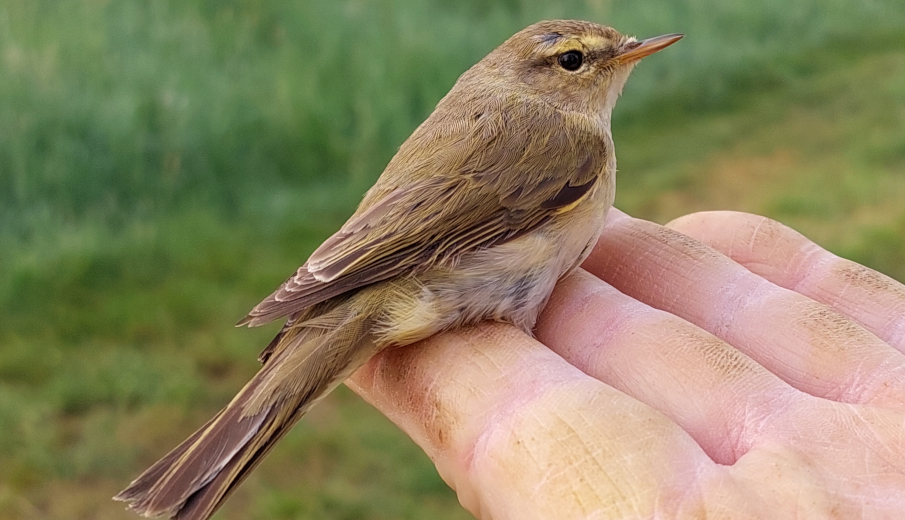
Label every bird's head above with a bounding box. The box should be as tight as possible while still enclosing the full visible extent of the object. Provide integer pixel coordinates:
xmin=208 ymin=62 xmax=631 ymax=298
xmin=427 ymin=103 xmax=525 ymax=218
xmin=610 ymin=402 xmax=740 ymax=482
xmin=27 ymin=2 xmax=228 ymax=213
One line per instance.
xmin=468 ymin=20 xmax=682 ymax=125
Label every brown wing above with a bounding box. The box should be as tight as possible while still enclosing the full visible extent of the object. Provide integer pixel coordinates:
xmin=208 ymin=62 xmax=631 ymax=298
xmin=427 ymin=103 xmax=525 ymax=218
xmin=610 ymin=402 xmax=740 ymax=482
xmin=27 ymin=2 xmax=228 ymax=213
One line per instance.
xmin=239 ymin=97 xmax=608 ymax=327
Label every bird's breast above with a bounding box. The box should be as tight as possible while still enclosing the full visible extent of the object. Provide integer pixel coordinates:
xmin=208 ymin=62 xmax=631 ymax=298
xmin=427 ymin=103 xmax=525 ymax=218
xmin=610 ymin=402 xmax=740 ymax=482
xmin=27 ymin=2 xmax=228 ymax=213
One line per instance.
xmin=375 ymin=172 xmax=614 ymax=345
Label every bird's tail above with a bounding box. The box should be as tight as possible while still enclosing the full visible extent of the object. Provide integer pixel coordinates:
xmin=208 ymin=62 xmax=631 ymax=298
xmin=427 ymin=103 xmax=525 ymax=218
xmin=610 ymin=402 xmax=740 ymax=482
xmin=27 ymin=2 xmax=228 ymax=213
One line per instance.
xmin=114 ymin=292 xmax=383 ymax=520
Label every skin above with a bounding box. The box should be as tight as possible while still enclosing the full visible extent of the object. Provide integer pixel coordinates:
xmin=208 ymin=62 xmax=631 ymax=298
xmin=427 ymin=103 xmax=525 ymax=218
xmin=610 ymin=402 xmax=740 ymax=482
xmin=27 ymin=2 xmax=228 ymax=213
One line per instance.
xmin=348 ymin=209 xmax=905 ymax=520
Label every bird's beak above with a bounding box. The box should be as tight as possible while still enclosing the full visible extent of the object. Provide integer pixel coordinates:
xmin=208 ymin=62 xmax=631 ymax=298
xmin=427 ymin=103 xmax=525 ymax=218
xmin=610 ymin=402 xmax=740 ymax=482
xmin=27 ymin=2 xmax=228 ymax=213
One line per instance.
xmin=615 ymin=33 xmax=683 ymax=64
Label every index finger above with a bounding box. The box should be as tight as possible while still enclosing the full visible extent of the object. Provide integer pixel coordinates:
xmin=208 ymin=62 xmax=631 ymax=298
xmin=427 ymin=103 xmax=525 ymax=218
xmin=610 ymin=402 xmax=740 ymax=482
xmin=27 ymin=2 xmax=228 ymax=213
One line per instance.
xmin=667 ymin=211 xmax=905 ymax=352
xmin=346 ymin=322 xmax=708 ymax=520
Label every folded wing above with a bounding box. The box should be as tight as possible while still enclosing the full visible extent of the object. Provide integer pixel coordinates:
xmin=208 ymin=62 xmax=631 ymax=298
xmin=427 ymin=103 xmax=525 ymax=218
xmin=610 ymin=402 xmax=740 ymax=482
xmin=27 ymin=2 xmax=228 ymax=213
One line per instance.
xmin=239 ymin=101 xmax=607 ymax=327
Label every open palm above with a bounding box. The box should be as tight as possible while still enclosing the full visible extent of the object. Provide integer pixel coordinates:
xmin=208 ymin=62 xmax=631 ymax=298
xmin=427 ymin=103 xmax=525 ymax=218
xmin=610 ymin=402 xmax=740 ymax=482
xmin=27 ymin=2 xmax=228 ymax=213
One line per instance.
xmin=348 ymin=209 xmax=905 ymax=519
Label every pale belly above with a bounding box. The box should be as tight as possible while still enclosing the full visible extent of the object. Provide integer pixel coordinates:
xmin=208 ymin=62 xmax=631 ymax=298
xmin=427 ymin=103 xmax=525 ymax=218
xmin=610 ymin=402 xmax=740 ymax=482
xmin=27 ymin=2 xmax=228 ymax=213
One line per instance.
xmin=375 ymin=183 xmax=612 ymax=345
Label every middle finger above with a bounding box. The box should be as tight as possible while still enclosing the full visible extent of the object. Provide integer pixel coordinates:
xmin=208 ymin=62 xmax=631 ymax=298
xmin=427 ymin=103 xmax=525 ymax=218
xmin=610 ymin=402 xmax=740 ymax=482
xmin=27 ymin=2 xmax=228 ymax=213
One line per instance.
xmin=582 ymin=211 xmax=905 ymax=411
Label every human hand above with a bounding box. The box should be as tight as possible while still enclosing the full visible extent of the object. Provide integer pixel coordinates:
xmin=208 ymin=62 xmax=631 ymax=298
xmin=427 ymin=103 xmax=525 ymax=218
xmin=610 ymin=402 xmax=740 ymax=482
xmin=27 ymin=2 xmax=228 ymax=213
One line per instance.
xmin=347 ymin=209 xmax=905 ymax=519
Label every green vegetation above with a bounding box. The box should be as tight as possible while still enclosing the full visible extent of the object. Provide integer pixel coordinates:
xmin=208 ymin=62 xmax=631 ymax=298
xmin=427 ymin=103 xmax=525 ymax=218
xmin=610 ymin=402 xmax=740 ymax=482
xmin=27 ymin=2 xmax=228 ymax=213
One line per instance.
xmin=1 ymin=0 xmax=903 ymax=518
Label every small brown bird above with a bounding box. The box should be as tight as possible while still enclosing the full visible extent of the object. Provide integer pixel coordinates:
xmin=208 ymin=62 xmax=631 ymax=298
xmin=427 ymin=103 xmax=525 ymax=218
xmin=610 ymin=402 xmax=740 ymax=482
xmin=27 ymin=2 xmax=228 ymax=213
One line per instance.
xmin=115 ymin=20 xmax=681 ymax=519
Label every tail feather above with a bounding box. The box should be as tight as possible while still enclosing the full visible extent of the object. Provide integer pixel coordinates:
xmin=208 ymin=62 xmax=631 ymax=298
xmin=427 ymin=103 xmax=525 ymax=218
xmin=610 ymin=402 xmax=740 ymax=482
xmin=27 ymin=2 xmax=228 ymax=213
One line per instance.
xmin=115 ymin=394 xmax=270 ymax=518
xmin=113 ymin=411 xmax=224 ymax=504
xmin=177 ymin=403 xmax=305 ymax=520
xmin=115 ymin=297 xmax=379 ymax=520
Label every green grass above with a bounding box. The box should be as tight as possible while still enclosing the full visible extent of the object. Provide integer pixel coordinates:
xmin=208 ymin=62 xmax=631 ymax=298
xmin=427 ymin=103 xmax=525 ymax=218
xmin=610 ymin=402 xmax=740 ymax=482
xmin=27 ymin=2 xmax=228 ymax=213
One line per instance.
xmin=1 ymin=0 xmax=904 ymax=519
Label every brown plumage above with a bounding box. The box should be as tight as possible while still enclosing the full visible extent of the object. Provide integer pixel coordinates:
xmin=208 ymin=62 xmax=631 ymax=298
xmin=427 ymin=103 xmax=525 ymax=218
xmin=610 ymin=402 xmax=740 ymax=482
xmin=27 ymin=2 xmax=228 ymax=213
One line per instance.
xmin=115 ymin=20 xmax=681 ymax=520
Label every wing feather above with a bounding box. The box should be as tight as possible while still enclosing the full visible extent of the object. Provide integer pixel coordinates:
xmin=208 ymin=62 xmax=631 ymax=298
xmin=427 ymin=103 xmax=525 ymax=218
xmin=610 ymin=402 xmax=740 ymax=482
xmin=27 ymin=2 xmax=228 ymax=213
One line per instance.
xmin=239 ymin=96 xmax=608 ymax=327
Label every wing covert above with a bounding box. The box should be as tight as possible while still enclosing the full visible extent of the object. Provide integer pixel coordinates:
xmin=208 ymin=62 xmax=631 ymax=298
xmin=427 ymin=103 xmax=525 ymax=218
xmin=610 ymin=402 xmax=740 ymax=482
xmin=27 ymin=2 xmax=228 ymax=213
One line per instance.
xmin=239 ymin=99 xmax=608 ymax=327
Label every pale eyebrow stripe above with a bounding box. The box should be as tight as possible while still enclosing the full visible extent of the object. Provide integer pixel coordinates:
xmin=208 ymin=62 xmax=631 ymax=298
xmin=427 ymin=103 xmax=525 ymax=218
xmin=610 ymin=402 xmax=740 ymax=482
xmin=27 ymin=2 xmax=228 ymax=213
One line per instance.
xmin=535 ymin=32 xmax=563 ymax=45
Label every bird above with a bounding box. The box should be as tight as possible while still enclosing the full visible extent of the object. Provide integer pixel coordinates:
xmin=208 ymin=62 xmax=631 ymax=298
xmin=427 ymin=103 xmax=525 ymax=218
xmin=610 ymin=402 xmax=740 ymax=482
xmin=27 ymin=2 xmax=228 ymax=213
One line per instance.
xmin=115 ymin=19 xmax=682 ymax=520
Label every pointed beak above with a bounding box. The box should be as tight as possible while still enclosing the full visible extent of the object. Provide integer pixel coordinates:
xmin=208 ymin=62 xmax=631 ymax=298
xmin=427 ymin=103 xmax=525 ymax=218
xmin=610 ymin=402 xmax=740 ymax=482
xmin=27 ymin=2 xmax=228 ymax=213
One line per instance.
xmin=615 ymin=33 xmax=683 ymax=64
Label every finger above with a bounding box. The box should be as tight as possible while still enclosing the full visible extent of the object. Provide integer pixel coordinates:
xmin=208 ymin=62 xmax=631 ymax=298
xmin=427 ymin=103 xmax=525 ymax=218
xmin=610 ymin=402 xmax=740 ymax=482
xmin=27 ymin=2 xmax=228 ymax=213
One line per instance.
xmin=535 ymin=268 xmax=801 ymax=465
xmin=582 ymin=210 xmax=905 ymax=411
xmin=346 ymin=323 xmax=712 ymax=520
xmin=666 ymin=211 xmax=905 ymax=353
xmin=535 ymin=269 xmax=905 ymax=516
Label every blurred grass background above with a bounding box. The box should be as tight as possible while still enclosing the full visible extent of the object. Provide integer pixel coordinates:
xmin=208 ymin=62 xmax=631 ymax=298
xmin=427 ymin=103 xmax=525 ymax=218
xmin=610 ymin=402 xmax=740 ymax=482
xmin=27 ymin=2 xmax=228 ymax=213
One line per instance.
xmin=1 ymin=0 xmax=904 ymax=518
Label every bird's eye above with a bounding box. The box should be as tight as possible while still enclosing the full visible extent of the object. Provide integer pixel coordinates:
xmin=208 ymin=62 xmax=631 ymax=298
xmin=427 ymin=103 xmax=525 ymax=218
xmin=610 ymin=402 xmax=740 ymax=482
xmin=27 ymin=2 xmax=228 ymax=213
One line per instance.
xmin=557 ymin=50 xmax=583 ymax=71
